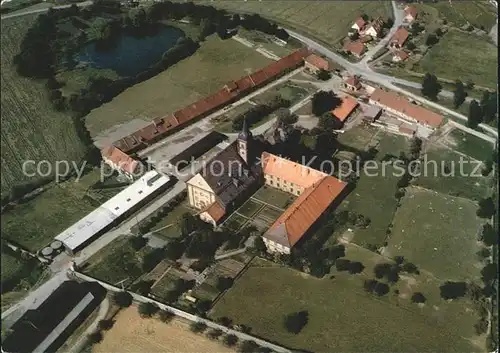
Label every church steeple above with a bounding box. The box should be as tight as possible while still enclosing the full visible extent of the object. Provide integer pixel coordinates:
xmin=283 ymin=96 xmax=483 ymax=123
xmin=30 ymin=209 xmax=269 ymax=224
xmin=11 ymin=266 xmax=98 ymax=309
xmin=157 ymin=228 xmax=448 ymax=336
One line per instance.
xmin=237 ymin=118 xmax=252 ymax=164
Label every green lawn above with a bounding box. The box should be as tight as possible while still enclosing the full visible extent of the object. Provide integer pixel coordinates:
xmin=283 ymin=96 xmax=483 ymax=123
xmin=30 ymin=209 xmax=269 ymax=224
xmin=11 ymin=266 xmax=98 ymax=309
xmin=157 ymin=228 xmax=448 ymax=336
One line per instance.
xmin=85 ymin=34 xmax=272 ymax=136
xmin=83 ymin=236 xmax=150 ymax=287
xmin=445 ymin=128 xmax=495 ymax=161
xmin=143 ymin=202 xmax=194 ymax=240
xmin=1 ymin=184 xmax=96 ymax=252
xmin=237 ymin=199 xmax=264 ymax=218
xmin=386 ymin=187 xmax=483 ymax=282
xmin=194 ymin=0 xmax=393 ymax=49
xmin=251 ymin=186 xmax=294 ymax=209
xmin=1 ymin=15 xmax=87 ymax=194
xmin=211 ymin=257 xmax=477 ymax=353
xmin=415 ymin=29 xmax=498 ymax=90
xmin=337 ymin=125 xmax=379 ymax=153
xmin=415 ymin=144 xmax=489 ymax=201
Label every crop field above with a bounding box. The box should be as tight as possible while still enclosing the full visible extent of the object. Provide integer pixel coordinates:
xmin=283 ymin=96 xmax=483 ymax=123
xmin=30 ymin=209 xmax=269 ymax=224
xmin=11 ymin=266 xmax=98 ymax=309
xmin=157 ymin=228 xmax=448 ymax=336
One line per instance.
xmin=414 ymin=30 xmax=498 ymax=90
xmin=211 ymin=257 xmax=478 ymax=353
xmin=93 ymin=307 xmax=235 ymax=353
xmin=85 ymin=35 xmax=272 ymax=136
xmin=444 ymin=128 xmax=495 ymax=161
xmin=195 ymin=0 xmax=393 ymax=48
xmin=1 ymin=15 xmax=88 ymax=194
xmin=1 ymin=184 xmax=96 ymax=252
xmin=415 ymin=144 xmax=489 ymax=201
xmin=386 ymin=187 xmax=483 ymax=282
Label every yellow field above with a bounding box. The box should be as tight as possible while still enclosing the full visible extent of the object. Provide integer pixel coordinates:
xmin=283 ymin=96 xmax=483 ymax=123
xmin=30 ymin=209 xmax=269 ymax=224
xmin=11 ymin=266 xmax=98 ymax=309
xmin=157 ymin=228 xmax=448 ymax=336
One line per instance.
xmin=93 ymin=306 xmax=235 ymax=353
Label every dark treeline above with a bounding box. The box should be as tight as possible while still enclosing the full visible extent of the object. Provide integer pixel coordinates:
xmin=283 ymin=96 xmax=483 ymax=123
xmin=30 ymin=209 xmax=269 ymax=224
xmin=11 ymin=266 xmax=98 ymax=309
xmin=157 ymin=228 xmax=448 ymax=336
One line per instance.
xmin=232 ymin=96 xmax=291 ymax=130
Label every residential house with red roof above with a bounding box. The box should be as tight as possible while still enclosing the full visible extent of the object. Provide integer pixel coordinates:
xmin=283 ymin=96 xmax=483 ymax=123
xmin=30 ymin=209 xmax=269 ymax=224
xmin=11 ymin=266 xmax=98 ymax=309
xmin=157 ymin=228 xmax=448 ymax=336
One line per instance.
xmin=343 ymin=76 xmax=362 ymax=92
xmin=343 ymin=40 xmax=366 ymax=58
xmin=101 ymin=146 xmax=140 ymax=181
xmin=351 ymin=17 xmax=366 ymax=32
xmin=389 ymin=26 xmax=409 ymax=49
xmin=304 ymin=54 xmax=329 ymax=74
xmin=404 ymin=6 xmax=417 ymax=23
xmin=392 ymin=50 xmax=410 ymax=62
xmin=331 ymin=95 xmax=359 ymax=124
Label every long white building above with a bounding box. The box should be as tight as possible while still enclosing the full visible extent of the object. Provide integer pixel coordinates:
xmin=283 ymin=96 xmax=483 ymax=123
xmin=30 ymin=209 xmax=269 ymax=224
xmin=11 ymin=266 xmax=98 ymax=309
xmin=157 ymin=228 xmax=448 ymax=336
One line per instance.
xmin=55 ymin=171 xmax=171 ymax=254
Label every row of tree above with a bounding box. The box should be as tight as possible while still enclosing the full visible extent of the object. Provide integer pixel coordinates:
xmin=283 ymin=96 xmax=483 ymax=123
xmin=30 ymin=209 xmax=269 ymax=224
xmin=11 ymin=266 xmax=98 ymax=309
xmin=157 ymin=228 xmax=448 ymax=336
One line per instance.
xmin=232 ymin=96 xmax=291 ymax=131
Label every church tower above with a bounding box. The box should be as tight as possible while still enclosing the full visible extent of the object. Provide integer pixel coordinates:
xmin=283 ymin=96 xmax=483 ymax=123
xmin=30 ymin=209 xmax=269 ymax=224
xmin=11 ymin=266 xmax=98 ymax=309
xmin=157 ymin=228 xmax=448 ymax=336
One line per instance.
xmin=237 ymin=118 xmax=252 ymax=164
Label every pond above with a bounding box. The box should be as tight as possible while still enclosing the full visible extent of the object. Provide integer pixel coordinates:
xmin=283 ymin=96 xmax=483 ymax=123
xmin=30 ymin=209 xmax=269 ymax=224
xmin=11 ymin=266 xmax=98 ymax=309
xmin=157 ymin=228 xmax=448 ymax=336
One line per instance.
xmin=77 ymin=25 xmax=185 ymax=77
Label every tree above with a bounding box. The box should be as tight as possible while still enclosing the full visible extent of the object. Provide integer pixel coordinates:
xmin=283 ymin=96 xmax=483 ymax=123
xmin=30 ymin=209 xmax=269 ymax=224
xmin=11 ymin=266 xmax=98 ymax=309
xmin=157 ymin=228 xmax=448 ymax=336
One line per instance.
xmin=253 ymin=236 xmax=268 ymax=253
xmin=223 ymin=334 xmax=239 ymax=347
xmin=406 ymin=41 xmax=416 ymax=51
xmin=195 ymin=299 xmax=212 ymax=315
xmin=421 ymin=73 xmax=441 ymax=100
xmin=467 ymin=99 xmax=483 ymax=128
xmin=439 ymin=281 xmax=467 ymax=300
xmin=216 ymin=276 xmax=234 ymax=292
xmin=87 ymin=331 xmax=103 ymax=345
xmin=477 ymin=197 xmax=495 ymax=218
xmin=216 ymin=316 xmax=233 ymax=327
xmin=477 ymin=247 xmax=491 ymax=259
xmin=318 ymin=112 xmax=342 ymax=131
xmin=453 ymin=80 xmax=467 ymax=108
xmin=131 ymin=280 xmax=153 ymax=296
xmin=373 ymin=282 xmax=390 ymax=296
xmin=317 ymin=69 xmax=332 ymax=81
xmin=97 ymin=319 xmax=114 ymax=331
xmin=425 ymin=33 xmax=439 ymax=46
xmin=190 ymin=321 xmax=208 ymax=333
xmin=363 ymin=279 xmax=378 ymax=292
xmin=480 ymin=90 xmax=498 ymax=123
xmin=311 ymin=90 xmax=341 ymax=117
xmin=138 ymin=302 xmax=159 ymax=318
xmin=481 ymin=223 xmax=497 ymax=246
xmin=335 ymin=258 xmax=351 ymax=272
xmin=158 ymin=309 xmax=175 ymax=323
xmin=179 ymin=212 xmax=197 ymax=236
xmin=374 ymin=263 xmax=392 ymax=279
xmin=276 ymin=108 xmax=298 ymax=126
xmin=198 ymin=18 xmax=214 ymax=41
xmin=481 ymin=263 xmax=497 ymax=283
xmin=112 ymin=291 xmax=133 ymax=308
xmin=207 ymin=328 xmax=223 ymax=340
xmin=129 ymin=235 xmax=147 ymax=250
xmin=411 ymin=292 xmax=426 ymax=303
xmin=239 ymin=340 xmax=260 ymax=353
xmin=284 ymin=311 xmax=309 ymax=334
xmin=348 ymin=261 xmax=365 ymax=274
xmin=401 ymin=262 xmax=419 ymax=274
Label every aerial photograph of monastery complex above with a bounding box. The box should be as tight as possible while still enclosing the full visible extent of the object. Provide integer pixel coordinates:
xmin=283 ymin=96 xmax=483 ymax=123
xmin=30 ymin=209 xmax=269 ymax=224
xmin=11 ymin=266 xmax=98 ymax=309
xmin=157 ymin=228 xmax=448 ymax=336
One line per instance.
xmin=0 ymin=0 xmax=498 ymax=352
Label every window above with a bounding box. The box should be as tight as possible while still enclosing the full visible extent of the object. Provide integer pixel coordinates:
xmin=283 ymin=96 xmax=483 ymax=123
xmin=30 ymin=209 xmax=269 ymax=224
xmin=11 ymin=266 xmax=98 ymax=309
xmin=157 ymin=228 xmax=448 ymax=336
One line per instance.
xmin=126 ymin=198 xmax=131 ymax=202
xmin=283 ymin=180 xmax=288 ymax=185
xmin=290 ymin=188 xmax=294 ymax=193
xmin=115 ymin=206 xmax=120 ymax=211
xmin=276 ymin=183 xmax=280 ymax=187
xmin=138 ymin=190 xmax=143 ymax=194
xmin=270 ymin=180 xmax=273 ymax=185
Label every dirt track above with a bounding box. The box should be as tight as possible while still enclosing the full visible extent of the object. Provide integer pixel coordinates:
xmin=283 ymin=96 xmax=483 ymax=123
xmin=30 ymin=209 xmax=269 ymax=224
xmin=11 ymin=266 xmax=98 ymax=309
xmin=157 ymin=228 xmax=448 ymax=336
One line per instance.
xmin=93 ymin=306 xmax=235 ymax=353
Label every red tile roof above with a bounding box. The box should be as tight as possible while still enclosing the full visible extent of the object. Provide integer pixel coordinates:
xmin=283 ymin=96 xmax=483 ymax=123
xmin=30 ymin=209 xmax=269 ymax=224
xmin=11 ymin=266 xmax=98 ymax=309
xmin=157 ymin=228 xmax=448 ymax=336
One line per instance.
xmin=404 ymin=6 xmax=417 ymax=19
xmin=112 ymin=48 xmax=309 ymax=154
xmin=100 ymin=146 xmax=139 ymax=174
xmin=204 ymin=200 xmax=226 ymax=223
xmin=305 ymin=54 xmax=329 ymax=71
xmin=394 ymin=50 xmax=410 ymax=61
xmin=369 ymin=88 xmax=443 ymax=128
xmin=390 ymin=26 xmax=409 ymax=47
xmin=354 ymin=17 xmax=366 ymax=29
xmin=332 ymin=95 xmax=359 ymax=122
xmin=265 ymin=175 xmax=347 ymax=247
xmin=343 ymin=40 xmax=366 ymax=56
xmin=345 ymin=76 xmax=362 ymax=89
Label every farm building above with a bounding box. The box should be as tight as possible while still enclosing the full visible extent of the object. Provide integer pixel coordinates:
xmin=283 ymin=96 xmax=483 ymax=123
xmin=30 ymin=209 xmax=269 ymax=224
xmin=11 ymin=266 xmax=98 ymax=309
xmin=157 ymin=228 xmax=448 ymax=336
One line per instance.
xmin=389 ymin=26 xmax=410 ymax=49
xmin=1 ymin=281 xmax=106 ymax=353
xmin=403 ymin=6 xmax=417 ymax=23
xmin=369 ymin=88 xmax=443 ymax=129
xmin=54 ymin=171 xmax=171 ymax=254
xmin=304 ymin=54 xmax=329 ymax=73
xmin=261 ymin=152 xmax=347 ymax=254
xmin=351 ymin=17 xmax=366 ymax=32
xmin=392 ymin=50 xmax=410 ymax=62
xmin=101 ymin=145 xmax=140 ymax=181
xmin=331 ymin=95 xmax=359 ymax=124
xmin=343 ymin=40 xmax=366 ymax=58
xmin=363 ymin=17 xmax=384 ymax=38
xmin=363 ymin=105 xmax=382 ymax=123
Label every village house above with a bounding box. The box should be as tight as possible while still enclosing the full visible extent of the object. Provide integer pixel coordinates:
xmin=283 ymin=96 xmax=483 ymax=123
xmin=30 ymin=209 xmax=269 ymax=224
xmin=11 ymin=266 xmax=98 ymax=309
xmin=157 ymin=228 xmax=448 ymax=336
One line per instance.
xmin=343 ymin=40 xmax=366 ymax=58
xmin=363 ymin=17 xmax=384 ymax=38
xmin=392 ymin=50 xmax=410 ymax=62
xmin=389 ymin=26 xmax=409 ymax=49
xmin=343 ymin=76 xmax=362 ymax=92
xmin=403 ymin=6 xmax=417 ymax=23
xmin=351 ymin=17 xmax=366 ymax=32
xmin=362 ymin=105 xmax=382 ymax=123
xmin=331 ymin=95 xmax=359 ymax=125
xmin=261 ymin=152 xmax=347 ymax=254
xmin=304 ymin=54 xmax=329 ymax=74
xmin=369 ymin=88 xmax=443 ymax=129
xmin=186 ymin=120 xmax=263 ymax=226
xmin=101 ymin=146 xmax=140 ymax=181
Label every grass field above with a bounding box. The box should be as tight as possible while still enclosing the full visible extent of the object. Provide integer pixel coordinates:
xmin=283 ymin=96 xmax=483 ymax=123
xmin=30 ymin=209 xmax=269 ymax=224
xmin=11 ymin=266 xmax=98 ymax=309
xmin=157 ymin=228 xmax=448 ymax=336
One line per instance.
xmin=85 ymin=34 xmax=272 ymax=136
xmin=211 ymin=257 xmax=477 ymax=353
xmin=251 ymin=186 xmax=294 ymax=209
xmin=414 ymin=30 xmax=498 ymax=90
xmin=93 ymin=307 xmax=235 ymax=353
xmin=386 ymin=187 xmax=483 ymax=282
xmin=83 ymin=237 xmax=150 ymax=287
xmin=444 ymin=128 xmax=495 ymax=161
xmin=139 ymin=201 xmax=194 ymax=240
xmin=195 ymin=0 xmax=393 ymax=49
xmin=1 ymin=184 xmax=96 ymax=252
xmin=1 ymin=15 xmax=87 ymax=193
xmin=415 ymin=144 xmax=489 ymax=201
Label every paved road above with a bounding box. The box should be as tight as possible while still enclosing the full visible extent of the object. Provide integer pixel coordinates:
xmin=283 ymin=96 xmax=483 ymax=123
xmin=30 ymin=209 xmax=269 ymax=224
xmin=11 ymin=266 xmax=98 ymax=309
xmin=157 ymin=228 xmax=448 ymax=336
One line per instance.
xmin=1 ymin=1 xmax=92 ymax=19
